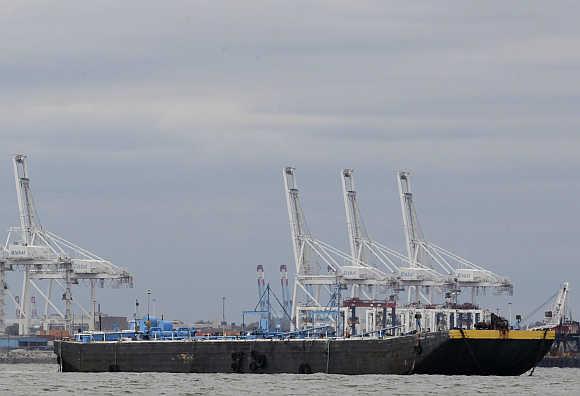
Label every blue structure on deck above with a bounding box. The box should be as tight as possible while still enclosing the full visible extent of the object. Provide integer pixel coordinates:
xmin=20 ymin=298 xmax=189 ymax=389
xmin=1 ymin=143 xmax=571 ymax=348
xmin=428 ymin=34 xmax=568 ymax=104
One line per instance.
xmin=74 ymin=316 xmax=197 ymax=343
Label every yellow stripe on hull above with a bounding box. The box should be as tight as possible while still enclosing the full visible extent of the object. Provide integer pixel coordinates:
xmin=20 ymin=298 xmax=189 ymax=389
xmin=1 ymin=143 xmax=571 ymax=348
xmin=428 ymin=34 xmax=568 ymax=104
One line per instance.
xmin=448 ymin=329 xmax=556 ymax=340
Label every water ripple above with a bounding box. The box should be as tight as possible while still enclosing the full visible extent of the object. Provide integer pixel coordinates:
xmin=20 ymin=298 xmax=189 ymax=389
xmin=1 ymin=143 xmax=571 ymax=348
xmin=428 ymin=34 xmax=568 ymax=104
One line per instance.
xmin=0 ymin=364 xmax=578 ymax=395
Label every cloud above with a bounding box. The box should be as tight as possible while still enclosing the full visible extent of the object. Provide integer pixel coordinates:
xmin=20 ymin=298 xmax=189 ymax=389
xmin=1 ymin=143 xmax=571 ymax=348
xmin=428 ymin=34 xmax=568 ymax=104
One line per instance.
xmin=0 ymin=1 xmax=579 ymax=321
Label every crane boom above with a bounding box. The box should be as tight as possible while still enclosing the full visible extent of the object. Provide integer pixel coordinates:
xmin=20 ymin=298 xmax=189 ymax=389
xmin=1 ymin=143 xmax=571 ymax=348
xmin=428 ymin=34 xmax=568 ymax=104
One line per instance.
xmin=283 ymin=167 xmax=313 ymax=277
xmin=341 ymin=169 xmax=367 ymax=267
xmin=548 ymin=282 xmax=569 ymax=326
xmin=397 ymin=171 xmax=423 ymax=267
xmin=13 ymin=154 xmax=40 ymax=245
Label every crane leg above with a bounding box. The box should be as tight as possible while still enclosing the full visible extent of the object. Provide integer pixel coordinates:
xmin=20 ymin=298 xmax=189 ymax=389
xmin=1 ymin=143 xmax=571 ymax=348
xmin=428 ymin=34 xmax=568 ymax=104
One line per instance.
xmin=19 ymin=269 xmax=31 ymax=335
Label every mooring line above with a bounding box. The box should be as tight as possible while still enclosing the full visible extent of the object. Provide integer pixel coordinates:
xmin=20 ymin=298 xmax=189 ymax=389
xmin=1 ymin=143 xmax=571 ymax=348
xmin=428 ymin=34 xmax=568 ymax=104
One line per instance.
xmin=460 ymin=329 xmax=483 ymax=374
xmin=529 ymin=328 xmax=550 ymax=376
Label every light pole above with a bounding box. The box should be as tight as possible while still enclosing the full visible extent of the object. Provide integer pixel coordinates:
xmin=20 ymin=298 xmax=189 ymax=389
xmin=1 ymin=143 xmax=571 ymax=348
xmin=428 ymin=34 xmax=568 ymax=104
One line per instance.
xmin=222 ymin=296 xmax=226 ymax=327
xmin=508 ymin=302 xmax=512 ymax=328
xmin=146 ymin=289 xmax=152 ymax=321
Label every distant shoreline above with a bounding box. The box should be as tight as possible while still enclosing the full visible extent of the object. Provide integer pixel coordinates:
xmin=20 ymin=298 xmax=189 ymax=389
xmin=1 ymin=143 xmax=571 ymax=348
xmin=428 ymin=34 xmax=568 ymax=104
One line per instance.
xmin=0 ymin=350 xmax=56 ymax=364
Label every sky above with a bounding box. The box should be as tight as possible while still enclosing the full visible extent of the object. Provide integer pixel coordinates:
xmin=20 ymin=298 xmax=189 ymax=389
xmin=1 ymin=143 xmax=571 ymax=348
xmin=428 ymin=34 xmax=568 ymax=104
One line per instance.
xmin=0 ymin=1 xmax=579 ymax=325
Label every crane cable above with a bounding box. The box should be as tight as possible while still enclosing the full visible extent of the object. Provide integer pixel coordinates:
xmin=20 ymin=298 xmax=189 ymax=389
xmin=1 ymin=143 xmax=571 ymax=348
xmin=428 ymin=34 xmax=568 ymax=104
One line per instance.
xmin=522 ymin=290 xmax=559 ymax=328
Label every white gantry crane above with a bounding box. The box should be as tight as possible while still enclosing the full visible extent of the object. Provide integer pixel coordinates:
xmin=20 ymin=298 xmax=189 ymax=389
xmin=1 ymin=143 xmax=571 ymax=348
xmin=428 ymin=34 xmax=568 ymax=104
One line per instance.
xmin=527 ymin=282 xmax=570 ymax=330
xmin=396 ymin=170 xmax=513 ymax=303
xmin=283 ymin=166 xmax=341 ymax=325
xmin=0 ymin=154 xmax=133 ymax=335
xmin=281 ymin=167 xmax=517 ymax=330
xmin=543 ymin=282 xmax=569 ymax=328
xmin=341 ymin=169 xmax=447 ymax=303
xmin=283 ymin=167 xmax=393 ymax=329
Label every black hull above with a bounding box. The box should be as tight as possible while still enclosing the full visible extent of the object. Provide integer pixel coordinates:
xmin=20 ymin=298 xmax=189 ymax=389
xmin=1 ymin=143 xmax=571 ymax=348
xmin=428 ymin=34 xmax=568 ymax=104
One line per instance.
xmin=414 ymin=330 xmax=555 ymax=376
xmin=54 ymin=330 xmax=555 ymax=375
xmin=55 ymin=333 xmax=446 ymax=374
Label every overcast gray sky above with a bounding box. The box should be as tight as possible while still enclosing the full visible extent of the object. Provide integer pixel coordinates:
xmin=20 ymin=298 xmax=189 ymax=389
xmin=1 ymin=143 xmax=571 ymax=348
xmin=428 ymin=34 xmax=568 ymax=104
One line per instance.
xmin=1 ymin=1 xmax=578 ymax=324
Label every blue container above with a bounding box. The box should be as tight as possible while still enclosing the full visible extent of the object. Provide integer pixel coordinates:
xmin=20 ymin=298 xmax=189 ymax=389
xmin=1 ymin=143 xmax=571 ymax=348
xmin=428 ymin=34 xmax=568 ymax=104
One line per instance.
xmin=92 ymin=333 xmax=105 ymax=341
xmin=160 ymin=321 xmax=173 ymax=331
xmin=150 ymin=327 xmax=162 ymax=339
xmin=176 ymin=328 xmax=190 ymax=337
xmin=104 ymin=332 xmax=122 ymax=341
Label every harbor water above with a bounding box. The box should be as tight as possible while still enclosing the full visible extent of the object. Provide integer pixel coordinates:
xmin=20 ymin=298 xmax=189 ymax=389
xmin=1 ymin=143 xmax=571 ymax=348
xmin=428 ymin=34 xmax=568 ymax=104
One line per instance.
xmin=0 ymin=364 xmax=578 ymax=395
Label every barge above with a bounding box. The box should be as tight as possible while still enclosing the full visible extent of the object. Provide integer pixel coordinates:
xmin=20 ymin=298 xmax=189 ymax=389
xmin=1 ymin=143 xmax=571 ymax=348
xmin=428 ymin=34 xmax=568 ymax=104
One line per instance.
xmin=54 ymin=326 xmax=554 ymax=375
xmin=55 ymin=331 xmax=446 ymax=374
